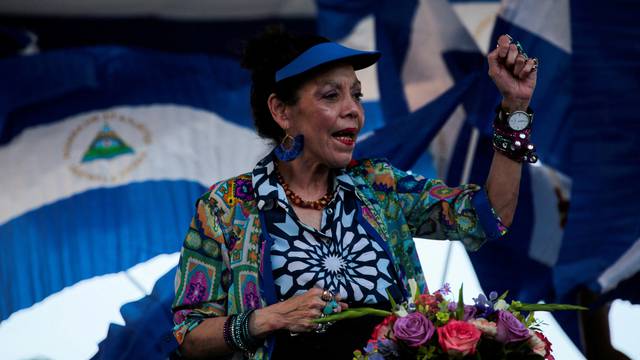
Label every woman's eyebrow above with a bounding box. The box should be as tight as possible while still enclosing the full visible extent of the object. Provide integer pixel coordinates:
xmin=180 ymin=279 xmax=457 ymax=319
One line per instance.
xmin=316 ymin=78 xmax=361 ymax=89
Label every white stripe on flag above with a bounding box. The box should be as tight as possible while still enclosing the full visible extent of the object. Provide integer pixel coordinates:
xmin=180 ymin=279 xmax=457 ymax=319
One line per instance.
xmin=402 ymin=0 xmax=479 ymax=112
xmin=598 ymin=238 xmax=640 ymax=293
xmin=0 ymin=105 xmax=270 ymax=225
xmin=500 ymin=0 xmax=572 ymax=53
xmin=338 ymin=15 xmax=380 ymax=102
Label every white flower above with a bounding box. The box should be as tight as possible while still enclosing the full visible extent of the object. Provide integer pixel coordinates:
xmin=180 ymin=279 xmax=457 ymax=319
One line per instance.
xmin=471 ymin=318 xmax=497 ymax=337
xmin=394 ymin=305 xmax=408 ymax=317
xmin=528 ymin=330 xmax=547 ymax=356
xmin=408 ymin=279 xmax=419 ymax=301
xmin=493 ymin=299 xmax=509 ymax=310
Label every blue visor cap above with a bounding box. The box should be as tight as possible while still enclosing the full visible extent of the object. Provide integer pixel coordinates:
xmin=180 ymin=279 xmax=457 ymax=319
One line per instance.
xmin=275 ymin=42 xmax=381 ymax=82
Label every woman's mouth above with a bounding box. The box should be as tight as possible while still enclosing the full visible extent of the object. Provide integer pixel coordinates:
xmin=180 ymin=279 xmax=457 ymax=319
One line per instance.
xmin=332 ymin=128 xmax=357 ymax=146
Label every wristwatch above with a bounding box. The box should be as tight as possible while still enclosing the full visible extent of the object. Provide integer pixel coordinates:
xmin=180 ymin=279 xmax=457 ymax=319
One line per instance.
xmin=496 ymin=106 xmax=533 ymax=131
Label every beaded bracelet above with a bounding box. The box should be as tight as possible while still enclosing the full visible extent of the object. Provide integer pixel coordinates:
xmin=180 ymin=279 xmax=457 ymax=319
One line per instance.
xmin=492 ymin=132 xmax=538 ymax=163
xmin=223 ymin=310 xmax=260 ymax=354
xmin=223 ymin=314 xmax=239 ymax=351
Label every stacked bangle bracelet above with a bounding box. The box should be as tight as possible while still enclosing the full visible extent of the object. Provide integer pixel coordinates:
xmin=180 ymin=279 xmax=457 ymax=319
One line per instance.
xmin=492 ymin=107 xmax=539 ymax=163
xmin=223 ymin=310 xmax=261 ymax=354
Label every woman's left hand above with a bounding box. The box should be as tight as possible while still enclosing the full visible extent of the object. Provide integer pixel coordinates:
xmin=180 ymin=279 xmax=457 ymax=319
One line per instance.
xmin=487 ymin=34 xmax=538 ymax=112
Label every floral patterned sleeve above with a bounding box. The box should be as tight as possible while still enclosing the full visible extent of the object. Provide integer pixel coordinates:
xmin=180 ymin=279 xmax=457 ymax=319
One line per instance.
xmin=391 ymin=166 xmax=507 ymax=251
xmin=171 ymin=195 xmax=231 ymax=345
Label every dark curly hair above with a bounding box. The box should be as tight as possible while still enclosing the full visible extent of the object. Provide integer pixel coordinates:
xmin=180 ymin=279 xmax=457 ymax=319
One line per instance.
xmin=241 ymin=25 xmax=330 ymax=144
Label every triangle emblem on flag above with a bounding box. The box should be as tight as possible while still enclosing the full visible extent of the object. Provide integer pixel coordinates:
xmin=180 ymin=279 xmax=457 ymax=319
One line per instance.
xmin=81 ymin=123 xmax=134 ymax=162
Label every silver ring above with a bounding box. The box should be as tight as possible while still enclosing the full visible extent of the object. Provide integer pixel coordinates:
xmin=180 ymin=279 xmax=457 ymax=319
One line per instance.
xmin=321 ymin=289 xmax=334 ymax=302
xmin=314 ymin=313 xmax=327 ymax=333
xmin=315 ymin=320 xmax=328 ymax=333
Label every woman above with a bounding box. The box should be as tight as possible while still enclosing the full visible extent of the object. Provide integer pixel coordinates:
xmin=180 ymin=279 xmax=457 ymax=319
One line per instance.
xmin=172 ymin=28 xmax=538 ymax=359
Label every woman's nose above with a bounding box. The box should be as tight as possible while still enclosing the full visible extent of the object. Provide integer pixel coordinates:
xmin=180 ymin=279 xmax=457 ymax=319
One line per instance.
xmin=342 ymin=97 xmax=361 ymax=119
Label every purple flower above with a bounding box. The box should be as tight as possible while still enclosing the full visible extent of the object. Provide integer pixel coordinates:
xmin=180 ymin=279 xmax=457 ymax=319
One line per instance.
xmin=392 ymin=312 xmax=435 ymax=347
xmin=364 ymin=342 xmax=376 ymax=354
xmin=495 ymin=310 xmax=531 ymax=343
xmin=473 ymin=294 xmax=495 ymax=318
xmin=448 ymin=302 xmax=478 ymax=321
xmin=377 ymin=339 xmax=400 ymax=359
xmin=464 ymin=305 xmax=478 ymax=320
xmin=448 ymin=301 xmax=456 ymax=312
xmin=439 ymin=283 xmax=452 ymax=295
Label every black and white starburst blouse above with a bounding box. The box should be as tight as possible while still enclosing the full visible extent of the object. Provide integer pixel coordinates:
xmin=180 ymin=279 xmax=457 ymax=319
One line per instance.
xmin=252 ymin=152 xmax=402 ymax=305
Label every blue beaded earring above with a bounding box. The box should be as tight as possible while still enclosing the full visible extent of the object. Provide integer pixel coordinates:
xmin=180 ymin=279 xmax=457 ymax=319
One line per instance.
xmin=274 ymin=133 xmax=304 ymax=161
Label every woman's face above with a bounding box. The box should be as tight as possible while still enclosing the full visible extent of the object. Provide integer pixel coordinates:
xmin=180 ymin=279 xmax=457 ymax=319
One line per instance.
xmin=286 ymin=63 xmax=364 ymax=168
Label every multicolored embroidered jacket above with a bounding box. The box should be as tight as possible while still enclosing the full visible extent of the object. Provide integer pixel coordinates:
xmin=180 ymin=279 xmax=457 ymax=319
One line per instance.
xmin=172 ymin=158 xmax=507 ymax=359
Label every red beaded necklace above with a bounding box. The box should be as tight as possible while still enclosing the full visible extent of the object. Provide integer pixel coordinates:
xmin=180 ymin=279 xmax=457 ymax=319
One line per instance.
xmin=274 ymin=167 xmax=335 ymax=210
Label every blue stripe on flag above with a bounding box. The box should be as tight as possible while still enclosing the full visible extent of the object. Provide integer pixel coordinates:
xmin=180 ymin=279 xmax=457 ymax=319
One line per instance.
xmin=93 ymin=267 xmax=178 ymax=359
xmin=556 ymin=0 xmax=640 ymax=299
xmin=0 ymin=47 xmax=254 ymax=145
xmin=0 ymin=180 xmax=206 ymax=321
xmin=354 ymin=73 xmax=477 ymax=170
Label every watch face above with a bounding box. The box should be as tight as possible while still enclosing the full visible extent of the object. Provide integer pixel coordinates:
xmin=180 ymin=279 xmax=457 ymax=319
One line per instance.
xmin=508 ymin=111 xmax=530 ymax=131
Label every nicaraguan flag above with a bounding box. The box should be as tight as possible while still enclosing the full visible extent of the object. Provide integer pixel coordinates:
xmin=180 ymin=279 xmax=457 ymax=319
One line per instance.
xmin=447 ymin=0 xmax=573 ymax=302
xmin=446 ymin=0 xmax=640 ymax=345
xmin=0 ymin=46 xmax=273 ymax=322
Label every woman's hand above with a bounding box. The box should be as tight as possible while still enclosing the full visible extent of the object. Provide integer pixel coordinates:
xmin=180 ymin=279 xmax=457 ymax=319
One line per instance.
xmin=487 ymin=34 xmax=538 ymax=112
xmin=249 ymin=287 xmax=348 ymax=336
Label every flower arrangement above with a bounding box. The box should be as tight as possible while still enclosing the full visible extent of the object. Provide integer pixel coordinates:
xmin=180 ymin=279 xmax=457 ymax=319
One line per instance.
xmin=315 ymin=281 xmax=585 ymax=360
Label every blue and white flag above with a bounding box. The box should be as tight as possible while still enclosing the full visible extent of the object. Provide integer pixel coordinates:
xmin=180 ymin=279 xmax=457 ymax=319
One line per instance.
xmin=551 ymin=0 xmax=640 ymax=341
xmin=447 ymin=0 xmax=640 ymax=345
xmin=318 ymin=0 xmax=485 ymax=178
xmin=0 ymin=46 xmax=272 ymax=321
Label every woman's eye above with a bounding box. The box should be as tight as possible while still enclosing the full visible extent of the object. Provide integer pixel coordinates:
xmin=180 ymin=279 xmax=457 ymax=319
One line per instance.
xmin=324 ymin=92 xmax=338 ymax=100
xmin=353 ymin=92 xmax=363 ymax=101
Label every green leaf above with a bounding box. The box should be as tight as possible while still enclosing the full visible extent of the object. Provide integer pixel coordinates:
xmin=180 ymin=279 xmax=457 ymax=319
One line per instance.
xmin=386 ymin=288 xmax=397 ymax=310
xmin=498 ymin=290 xmax=509 ymax=301
xmin=510 ymin=303 xmax=588 ymax=312
xmin=456 ymin=283 xmax=465 ymax=320
xmin=525 ymin=311 xmax=536 ymax=327
xmin=312 ymin=307 xmax=392 ymax=323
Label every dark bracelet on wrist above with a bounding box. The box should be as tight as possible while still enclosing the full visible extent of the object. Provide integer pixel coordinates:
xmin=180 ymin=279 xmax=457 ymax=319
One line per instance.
xmin=492 ymin=106 xmax=538 ymax=163
xmin=224 ymin=310 xmax=261 ymax=355
xmin=223 ymin=314 xmax=239 ymax=351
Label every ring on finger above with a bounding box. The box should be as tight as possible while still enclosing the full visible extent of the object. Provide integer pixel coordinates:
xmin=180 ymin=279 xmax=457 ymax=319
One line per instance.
xmin=509 ymin=37 xmax=529 ymax=59
xmin=315 ymin=313 xmax=328 ymax=333
xmin=323 ymin=299 xmax=339 ymax=315
xmin=315 ymin=323 xmax=327 ymax=333
xmin=321 ymin=289 xmax=334 ymax=302
xmin=531 ymin=58 xmax=539 ymax=71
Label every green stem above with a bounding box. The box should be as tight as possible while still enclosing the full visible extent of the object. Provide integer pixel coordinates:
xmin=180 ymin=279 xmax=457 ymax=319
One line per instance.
xmin=312 ymin=307 xmax=392 ymax=323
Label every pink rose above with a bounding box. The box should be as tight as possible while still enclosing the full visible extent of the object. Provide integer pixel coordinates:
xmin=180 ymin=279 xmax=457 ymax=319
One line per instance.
xmin=437 ymin=320 xmax=482 ymax=356
xmin=392 ymin=312 xmax=435 ymax=347
xmin=495 ymin=310 xmax=531 ymax=343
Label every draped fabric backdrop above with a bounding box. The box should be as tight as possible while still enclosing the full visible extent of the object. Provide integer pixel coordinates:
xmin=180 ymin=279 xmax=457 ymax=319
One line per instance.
xmin=0 ymin=0 xmax=638 ymax=358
